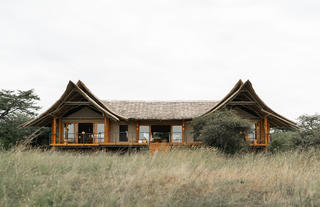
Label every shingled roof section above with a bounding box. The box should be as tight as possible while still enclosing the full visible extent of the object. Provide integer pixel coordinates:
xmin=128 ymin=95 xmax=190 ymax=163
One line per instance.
xmin=101 ymin=100 xmax=219 ymax=120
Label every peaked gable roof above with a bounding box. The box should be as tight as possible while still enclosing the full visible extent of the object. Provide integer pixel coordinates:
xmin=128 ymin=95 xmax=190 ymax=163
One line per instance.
xmin=203 ymin=80 xmax=297 ymax=129
xmin=20 ymin=81 xmax=125 ymax=128
xmin=21 ymin=79 xmax=297 ymax=129
xmin=76 ymin=80 xmax=127 ymax=120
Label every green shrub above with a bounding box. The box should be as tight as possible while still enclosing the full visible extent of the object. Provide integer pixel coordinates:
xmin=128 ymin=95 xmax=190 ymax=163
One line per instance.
xmin=191 ymin=110 xmax=251 ymax=154
xmin=269 ymin=114 xmax=320 ymax=152
xmin=293 ymin=114 xmax=320 ymax=149
xmin=268 ymin=130 xmax=296 ymax=152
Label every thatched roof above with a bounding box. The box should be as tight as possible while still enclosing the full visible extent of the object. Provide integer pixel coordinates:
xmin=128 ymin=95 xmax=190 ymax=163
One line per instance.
xmin=20 ymin=81 xmax=125 ymax=128
xmin=21 ymin=79 xmax=297 ymax=129
xmin=102 ymin=100 xmax=218 ymax=120
xmin=203 ymin=80 xmax=298 ymax=129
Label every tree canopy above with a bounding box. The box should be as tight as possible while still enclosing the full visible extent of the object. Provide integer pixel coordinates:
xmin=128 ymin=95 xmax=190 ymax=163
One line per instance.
xmin=0 ymin=89 xmax=40 ymax=149
xmin=269 ymin=114 xmax=320 ymax=152
xmin=0 ymin=89 xmax=39 ymax=120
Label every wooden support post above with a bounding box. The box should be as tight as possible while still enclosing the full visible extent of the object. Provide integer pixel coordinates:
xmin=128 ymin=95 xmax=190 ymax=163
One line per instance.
xmin=267 ymin=122 xmax=271 ymax=143
xmin=58 ymin=119 xmax=62 ymax=144
xmin=170 ymin=125 xmax=172 ymax=145
xmin=51 ymin=122 xmax=54 ymax=145
xmin=107 ymin=118 xmax=110 ymax=143
xmin=182 ymin=121 xmax=185 ymax=143
xmin=93 ymin=123 xmax=96 ymax=144
xmin=136 ymin=121 xmax=139 ymax=142
xmin=264 ymin=117 xmax=268 ymax=145
xmin=104 ymin=117 xmax=109 ymax=143
xmin=259 ymin=120 xmax=263 ymax=144
xmin=53 ymin=117 xmax=57 ymax=144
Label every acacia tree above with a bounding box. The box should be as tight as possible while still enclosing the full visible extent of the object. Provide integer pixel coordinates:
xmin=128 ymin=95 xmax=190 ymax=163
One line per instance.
xmin=269 ymin=114 xmax=320 ymax=152
xmin=0 ymin=89 xmax=40 ymax=149
xmin=292 ymin=114 xmax=320 ymax=148
xmin=191 ymin=110 xmax=251 ymax=154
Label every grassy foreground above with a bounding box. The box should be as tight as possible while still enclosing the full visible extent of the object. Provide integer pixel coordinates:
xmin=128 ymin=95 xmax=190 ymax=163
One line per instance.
xmin=0 ymin=148 xmax=320 ymax=207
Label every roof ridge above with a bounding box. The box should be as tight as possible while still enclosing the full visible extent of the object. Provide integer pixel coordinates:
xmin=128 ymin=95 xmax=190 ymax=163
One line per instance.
xmin=102 ymin=100 xmax=219 ymax=102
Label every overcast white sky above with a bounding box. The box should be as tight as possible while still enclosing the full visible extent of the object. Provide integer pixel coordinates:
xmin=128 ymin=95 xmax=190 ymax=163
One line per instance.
xmin=0 ymin=0 xmax=319 ymax=121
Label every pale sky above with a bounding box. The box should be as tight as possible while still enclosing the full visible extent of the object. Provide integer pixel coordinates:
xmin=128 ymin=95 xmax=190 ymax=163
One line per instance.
xmin=1 ymin=0 xmax=319 ymax=121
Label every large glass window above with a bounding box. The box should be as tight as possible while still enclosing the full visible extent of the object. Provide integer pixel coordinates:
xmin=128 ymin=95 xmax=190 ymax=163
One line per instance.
xmin=96 ymin=123 xmax=105 ymax=143
xmin=119 ymin=125 xmax=128 ymax=142
xmin=172 ymin=125 xmax=182 ymax=143
xmin=139 ymin=126 xmax=149 ymax=143
xmin=248 ymin=124 xmax=256 ymax=142
xmin=64 ymin=123 xmax=76 ymax=143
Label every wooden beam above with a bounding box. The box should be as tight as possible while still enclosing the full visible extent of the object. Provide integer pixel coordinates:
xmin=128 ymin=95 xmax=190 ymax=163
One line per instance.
xmin=63 ymin=101 xmax=91 ymax=105
xmin=228 ymin=101 xmax=256 ymax=105
xmin=53 ymin=89 xmax=78 ymax=113
xmin=261 ymin=109 xmax=297 ymax=129
xmin=243 ymin=91 xmax=264 ymax=109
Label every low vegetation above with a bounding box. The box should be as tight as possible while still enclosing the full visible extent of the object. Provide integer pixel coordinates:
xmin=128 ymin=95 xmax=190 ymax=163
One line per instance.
xmin=268 ymin=114 xmax=320 ymax=152
xmin=192 ymin=110 xmax=251 ymax=154
xmin=1 ymin=148 xmax=320 ymax=207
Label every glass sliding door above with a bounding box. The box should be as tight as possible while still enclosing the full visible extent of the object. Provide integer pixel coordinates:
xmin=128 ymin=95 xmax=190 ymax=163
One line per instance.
xmin=171 ymin=125 xmax=182 ymax=143
xmin=64 ymin=123 xmax=77 ymax=143
xmin=78 ymin=123 xmax=93 ymax=143
xmin=151 ymin=125 xmax=170 ymax=143
xmin=139 ymin=125 xmax=149 ymax=143
xmin=95 ymin=123 xmax=105 ymax=143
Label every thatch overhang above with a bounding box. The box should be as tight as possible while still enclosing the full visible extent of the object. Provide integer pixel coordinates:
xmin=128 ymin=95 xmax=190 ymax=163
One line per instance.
xmin=202 ymin=80 xmax=298 ymax=129
xmin=20 ymin=81 xmax=126 ymax=128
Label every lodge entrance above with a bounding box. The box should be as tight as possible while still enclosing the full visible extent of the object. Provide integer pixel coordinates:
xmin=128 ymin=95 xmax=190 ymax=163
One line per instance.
xmin=78 ymin=123 xmax=94 ymax=143
xmin=149 ymin=125 xmax=171 ymax=152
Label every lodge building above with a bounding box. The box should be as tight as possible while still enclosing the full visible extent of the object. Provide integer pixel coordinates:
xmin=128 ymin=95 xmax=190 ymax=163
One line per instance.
xmin=21 ymin=80 xmax=297 ymax=150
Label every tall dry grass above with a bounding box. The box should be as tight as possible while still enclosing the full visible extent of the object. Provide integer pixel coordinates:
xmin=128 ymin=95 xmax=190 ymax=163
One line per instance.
xmin=0 ymin=148 xmax=320 ymax=207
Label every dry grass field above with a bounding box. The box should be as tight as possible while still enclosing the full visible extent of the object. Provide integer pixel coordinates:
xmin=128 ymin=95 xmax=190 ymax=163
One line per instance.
xmin=0 ymin=148 xmax=320 ymax=207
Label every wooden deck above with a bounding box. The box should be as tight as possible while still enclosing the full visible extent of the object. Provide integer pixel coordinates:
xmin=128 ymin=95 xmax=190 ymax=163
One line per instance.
xmin=51 ymin=142 xmax=148 ymax=147
xmin=51 ymin=141 xmax=266 ymax=149
xmin=50 ymin=142 xmax=204 ymax=148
